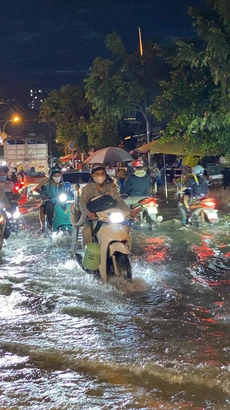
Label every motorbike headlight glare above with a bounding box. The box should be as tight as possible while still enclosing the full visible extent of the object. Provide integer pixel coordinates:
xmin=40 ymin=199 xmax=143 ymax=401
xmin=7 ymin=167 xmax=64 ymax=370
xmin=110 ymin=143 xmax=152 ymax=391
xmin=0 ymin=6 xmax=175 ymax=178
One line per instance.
xmin=13 ymin=210 xmax=21 ymax=219
xmin=59 ymin=193 xmax=67 ymax=203
xmin=6 ymin=212 xmax=12 ymax=218
xmin=109 ymin=212 xmax=124 ymax=224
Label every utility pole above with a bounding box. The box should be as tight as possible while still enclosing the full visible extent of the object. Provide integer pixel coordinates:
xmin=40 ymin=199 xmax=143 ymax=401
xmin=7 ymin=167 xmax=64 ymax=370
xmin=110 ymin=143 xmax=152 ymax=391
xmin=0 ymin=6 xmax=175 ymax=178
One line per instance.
xmin=138 ymin=27 xmax=151 ymax=167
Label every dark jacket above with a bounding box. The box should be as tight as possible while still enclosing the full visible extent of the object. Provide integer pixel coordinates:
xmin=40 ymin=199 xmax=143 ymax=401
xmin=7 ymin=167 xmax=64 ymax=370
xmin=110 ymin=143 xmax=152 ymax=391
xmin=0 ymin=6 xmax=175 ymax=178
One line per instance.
xmin=121 ymin=171 xmax=150 ymax=197
xmin=186 ymin=175 xmax=208 ymax=197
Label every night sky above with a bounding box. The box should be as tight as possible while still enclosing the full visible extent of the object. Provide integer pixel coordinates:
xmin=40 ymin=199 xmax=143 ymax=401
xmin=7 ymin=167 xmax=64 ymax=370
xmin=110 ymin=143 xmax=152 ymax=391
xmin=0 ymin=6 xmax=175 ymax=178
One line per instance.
xmin=0 ymin=0 xmax=205 ymax=101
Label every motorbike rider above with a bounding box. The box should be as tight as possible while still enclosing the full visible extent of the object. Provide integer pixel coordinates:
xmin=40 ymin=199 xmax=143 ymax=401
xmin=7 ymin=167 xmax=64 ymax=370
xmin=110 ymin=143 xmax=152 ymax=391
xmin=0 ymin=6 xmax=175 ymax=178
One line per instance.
xmin=179 ymin=165 xmax=209 ymax=225
xmin=120 ymin=159 xmax=150 ymax=206
xmin=0 ymin=166 xmax=15 ymax=193
xmin=10 ymin=167 xmax=19 ymax=184
xmin=0 ymin=168 xmax=16 ymax=240
xmin=38 ymin=165 xmax=72 ymax=232
xmin=76 ymin=163 xmax=130 ymax=248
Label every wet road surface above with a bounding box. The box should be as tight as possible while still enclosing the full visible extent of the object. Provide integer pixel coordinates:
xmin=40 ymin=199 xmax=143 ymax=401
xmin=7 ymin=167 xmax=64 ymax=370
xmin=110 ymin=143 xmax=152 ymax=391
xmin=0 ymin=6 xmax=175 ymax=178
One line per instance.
xmin=0 ymin=209 xmax=230 ymax=409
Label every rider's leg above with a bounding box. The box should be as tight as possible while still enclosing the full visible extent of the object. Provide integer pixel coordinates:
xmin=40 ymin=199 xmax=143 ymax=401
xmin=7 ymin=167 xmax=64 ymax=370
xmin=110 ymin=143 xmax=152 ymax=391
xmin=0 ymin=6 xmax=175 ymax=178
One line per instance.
xmin=82 ymin=223 xmax=93 ymax=248
xmin=39 ymin=205 xmax=45 ymax=230
xmin=45 ymin=202 xmax=55 ymax=229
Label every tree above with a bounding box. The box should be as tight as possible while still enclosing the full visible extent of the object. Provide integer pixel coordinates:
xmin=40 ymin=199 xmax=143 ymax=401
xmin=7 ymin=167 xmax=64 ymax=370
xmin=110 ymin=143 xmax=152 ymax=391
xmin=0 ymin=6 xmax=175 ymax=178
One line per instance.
xmin=39 ymin=85 xmax=91 ymax=152
xmin=85 ymin=33 xmax=168 ymax=149
xmin=151 ymin=0 xmax=230 ymax=153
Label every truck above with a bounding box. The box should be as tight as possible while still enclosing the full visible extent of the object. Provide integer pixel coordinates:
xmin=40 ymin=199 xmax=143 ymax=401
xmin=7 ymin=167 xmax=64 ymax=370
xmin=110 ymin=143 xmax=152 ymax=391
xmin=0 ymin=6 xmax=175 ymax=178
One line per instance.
xmin=4 ymin=135 xmax=49 ymax=199
xmin=4 ymin=134 xmax=49 ymax=175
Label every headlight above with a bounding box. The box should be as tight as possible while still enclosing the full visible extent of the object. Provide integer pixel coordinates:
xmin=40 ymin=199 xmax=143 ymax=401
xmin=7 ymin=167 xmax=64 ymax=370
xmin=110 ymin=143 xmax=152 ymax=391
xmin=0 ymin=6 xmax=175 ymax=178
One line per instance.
xmin=109 ymin=212 xmax=125 ymax=224
xmin=6 ymin=212 xmax=12 ymax=218
xmin=13 ymin=210 xmax=21 ymax=219
xmin=59 ymin=193 xmax=67 ymax=203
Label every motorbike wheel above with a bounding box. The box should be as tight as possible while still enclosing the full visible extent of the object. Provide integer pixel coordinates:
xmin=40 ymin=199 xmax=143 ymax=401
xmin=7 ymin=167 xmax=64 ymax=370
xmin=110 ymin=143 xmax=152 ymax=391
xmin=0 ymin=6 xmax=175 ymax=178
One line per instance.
xmin=113 ymin=252 xmax=132 ymax=281
xmin=107 ymin=253 xmax=132 ymax=280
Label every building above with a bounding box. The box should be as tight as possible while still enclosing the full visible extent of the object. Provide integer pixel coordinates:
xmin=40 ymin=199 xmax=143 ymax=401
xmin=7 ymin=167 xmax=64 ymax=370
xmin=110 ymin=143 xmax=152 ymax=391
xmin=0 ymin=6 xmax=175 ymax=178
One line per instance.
xmin=28 ymin=89 xmax=47 ymax=111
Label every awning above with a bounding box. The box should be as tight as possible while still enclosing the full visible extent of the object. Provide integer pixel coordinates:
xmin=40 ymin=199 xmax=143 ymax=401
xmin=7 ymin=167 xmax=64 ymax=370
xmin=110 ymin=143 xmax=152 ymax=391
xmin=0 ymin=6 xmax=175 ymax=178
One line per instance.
xmin=136 ymin=139 xmax=218 ymax=156
xmin=60 ymin=153 xmax=81 ymax=162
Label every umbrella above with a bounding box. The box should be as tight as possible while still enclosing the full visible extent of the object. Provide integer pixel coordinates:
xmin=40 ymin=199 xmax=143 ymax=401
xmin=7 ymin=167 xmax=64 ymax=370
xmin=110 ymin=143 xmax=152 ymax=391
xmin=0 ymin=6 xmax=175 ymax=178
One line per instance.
xmin=84 ymin=147 xmax=133 ymax=164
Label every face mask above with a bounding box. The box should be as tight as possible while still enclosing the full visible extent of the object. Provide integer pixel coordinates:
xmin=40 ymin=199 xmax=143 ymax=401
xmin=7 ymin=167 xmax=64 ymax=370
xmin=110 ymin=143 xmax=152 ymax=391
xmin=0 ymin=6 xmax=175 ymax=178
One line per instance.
xmin=94 ymin=176 xmax=106 ymax=185
xmin=53 ymin=176 xmax=61 ymax=184
xmin=0 ymin=176 xmax=7 ymax=182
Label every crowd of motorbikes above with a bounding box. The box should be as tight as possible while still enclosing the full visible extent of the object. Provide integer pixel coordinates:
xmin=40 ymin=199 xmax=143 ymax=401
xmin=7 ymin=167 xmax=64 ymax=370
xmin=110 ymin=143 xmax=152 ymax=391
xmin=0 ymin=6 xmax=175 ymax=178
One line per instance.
xmin=0 ymin=167 xmax=219 ymax=285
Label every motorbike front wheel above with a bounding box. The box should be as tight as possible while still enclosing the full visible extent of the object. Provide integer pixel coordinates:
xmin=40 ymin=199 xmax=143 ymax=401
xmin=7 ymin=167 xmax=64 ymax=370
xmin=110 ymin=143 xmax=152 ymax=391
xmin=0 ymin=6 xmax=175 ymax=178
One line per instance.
xmin=109 ymin=252 xmax=132 ymax=281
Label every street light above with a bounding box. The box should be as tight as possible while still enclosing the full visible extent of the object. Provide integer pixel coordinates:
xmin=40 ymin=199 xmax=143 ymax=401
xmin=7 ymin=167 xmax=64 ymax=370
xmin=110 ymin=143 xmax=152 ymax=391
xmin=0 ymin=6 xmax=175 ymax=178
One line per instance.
xmin=3 ymin=116 xmax=20 ymax=133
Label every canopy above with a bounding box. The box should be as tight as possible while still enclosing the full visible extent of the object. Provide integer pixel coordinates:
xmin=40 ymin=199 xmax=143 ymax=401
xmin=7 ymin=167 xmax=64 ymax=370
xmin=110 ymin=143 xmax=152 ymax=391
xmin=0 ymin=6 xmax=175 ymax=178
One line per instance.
xmin=136 ymin=139 xmax=217 ymax=156
xmin=60 ymin=153 xmax=81 ymax=162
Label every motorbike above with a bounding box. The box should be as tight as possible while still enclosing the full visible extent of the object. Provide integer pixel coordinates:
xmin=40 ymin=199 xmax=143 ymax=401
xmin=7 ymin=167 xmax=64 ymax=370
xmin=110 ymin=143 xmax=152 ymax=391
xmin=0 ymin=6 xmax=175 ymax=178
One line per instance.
xmin=179 ymin=189 xmax=218 ymax=226
xmin=42 ymin=182 xmax=74 ymax=232
xmin=0 ymin=208 xmax=7 ymax=250
xmin=129 ymin=197 xmax=163 ymax=229
xmin=75 ymin=203 xmax=132 ymax=282
xmin=188 ymin=197 xmax=218 ymax=226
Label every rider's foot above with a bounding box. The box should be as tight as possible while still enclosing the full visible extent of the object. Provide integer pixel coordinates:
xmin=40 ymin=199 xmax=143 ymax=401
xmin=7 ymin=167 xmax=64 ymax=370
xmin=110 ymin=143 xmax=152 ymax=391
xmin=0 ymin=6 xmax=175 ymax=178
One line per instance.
xmin=75 ymin=253 xmax=91 ymax=274
xmin=37 ymin=227 xmax=45 ymax=234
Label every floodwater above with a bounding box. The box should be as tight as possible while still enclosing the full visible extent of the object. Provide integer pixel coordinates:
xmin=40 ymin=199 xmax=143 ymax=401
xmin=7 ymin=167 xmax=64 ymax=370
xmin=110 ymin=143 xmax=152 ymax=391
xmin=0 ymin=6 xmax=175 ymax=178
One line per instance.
xmin=0 ymin=210 xmax=230 ymax=410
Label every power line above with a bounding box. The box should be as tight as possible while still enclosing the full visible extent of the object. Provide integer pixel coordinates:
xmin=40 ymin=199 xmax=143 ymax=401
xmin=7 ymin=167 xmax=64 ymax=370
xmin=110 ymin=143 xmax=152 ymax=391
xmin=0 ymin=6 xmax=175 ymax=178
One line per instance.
xmin=0 ymin=43 xmax=92 ymax=65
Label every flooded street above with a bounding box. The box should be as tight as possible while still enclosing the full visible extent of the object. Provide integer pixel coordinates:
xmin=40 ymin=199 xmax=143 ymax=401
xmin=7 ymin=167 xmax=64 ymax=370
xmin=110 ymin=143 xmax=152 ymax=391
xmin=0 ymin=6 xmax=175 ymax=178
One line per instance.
xmin=0 ymin=210 xmax=230 ymax=409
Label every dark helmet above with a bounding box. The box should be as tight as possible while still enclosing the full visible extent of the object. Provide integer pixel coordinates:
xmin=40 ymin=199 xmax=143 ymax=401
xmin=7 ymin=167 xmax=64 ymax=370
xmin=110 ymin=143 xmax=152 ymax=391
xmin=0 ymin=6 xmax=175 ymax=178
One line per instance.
xmin=0 ymin=166 xmax=9 ymax=174
xmin=49 ymin=165 xmax=62 ymax=178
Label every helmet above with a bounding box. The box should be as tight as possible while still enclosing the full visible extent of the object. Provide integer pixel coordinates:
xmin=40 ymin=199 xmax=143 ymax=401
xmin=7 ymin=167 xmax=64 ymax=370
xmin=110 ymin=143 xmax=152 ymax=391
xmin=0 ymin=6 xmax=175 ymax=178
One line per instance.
xmin=91 ymin=163 xmax=106 ymax=174
xmin=193 ymin=165 xmax=204 ymax=175
xmin=49 ymin=165 xmax=62 ymax=177
xmin=132 ymin=159 xmax=143 ymax=168
xmin=0 ymin=166 xmax=9 ymax=174
xmin=18 ymin=165 xmax=24 ymax=171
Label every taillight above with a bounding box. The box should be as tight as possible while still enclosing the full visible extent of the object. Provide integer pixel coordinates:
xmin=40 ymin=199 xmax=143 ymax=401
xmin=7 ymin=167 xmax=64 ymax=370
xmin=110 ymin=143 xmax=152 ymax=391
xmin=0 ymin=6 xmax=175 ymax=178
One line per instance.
xmin=148 ymin=200 xmax=156 ymax=207
xmin=201 ymin=198 xmax=216 ymax=208
xmin=140 ymin=198 xmax=156 ymax=206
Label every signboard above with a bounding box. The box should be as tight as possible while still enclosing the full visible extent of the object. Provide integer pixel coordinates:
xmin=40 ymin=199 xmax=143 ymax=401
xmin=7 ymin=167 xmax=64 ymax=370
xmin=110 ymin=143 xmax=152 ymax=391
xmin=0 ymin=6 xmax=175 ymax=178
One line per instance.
xmin=67 ymin=141 xmax=75 ymax=151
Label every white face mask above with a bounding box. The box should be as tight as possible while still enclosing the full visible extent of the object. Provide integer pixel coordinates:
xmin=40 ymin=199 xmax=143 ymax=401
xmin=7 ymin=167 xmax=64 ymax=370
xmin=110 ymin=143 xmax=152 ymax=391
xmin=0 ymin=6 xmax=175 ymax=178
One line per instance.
xmin=53 ymin=176 xmax=61 ymax=184
xmin=94 ymin=176 xmax=106 ymax=185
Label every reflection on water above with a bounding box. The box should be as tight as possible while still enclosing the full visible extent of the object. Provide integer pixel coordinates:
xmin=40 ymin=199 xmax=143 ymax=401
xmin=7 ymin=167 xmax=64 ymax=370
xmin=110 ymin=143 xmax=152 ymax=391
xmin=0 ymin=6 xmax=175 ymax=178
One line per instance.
xmin=0 ymin=215 xmax=230 ymax=409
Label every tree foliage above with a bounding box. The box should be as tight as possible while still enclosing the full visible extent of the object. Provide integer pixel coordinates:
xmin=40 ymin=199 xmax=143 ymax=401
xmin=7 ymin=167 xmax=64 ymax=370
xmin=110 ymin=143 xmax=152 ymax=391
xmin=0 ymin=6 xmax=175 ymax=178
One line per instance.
xmin=85 ymin=33 xmax=168 ymax=144
xmin=151 ymin=0 xmax=230 ymax=153
xmin=39 ymin=85 xmax=91 ymax=152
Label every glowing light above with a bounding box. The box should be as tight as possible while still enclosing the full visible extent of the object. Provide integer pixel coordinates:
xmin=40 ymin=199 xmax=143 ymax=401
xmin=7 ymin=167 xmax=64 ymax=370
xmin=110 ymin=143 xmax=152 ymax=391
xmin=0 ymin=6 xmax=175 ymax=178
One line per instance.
xmin=59 ymin=193 xmax=67 ymax=203
xmin=110 ymin=212 xmax=124 ymax=224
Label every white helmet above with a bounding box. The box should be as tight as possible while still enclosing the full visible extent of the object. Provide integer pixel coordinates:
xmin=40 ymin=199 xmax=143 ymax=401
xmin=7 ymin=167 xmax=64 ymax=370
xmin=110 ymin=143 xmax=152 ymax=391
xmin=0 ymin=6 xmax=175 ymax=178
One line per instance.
xmin=193 ymin=165 xmax=204 ymax=175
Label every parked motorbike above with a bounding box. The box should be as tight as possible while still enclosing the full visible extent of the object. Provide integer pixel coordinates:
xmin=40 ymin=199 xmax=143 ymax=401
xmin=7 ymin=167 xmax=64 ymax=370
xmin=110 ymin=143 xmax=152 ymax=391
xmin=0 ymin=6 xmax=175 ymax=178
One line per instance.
xmin=130 ymin=197 xmax=163 ymax=229
xmin=75 ymin=201 xmax=132 ymax=282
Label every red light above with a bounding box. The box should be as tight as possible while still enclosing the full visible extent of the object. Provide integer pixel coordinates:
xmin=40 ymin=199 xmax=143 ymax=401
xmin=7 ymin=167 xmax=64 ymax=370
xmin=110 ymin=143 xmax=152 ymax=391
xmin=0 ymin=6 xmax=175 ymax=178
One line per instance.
xmin=201 ymin=199 xmax=216 ymax=208
xmin=140 ymin=198 xmax=156 ymax=206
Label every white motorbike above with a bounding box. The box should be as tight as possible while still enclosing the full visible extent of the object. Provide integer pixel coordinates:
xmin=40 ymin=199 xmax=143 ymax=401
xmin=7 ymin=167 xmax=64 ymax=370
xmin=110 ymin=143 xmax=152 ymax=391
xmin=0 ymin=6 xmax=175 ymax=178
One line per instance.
xmin=75 ymin=206 xmax=132 ymax=282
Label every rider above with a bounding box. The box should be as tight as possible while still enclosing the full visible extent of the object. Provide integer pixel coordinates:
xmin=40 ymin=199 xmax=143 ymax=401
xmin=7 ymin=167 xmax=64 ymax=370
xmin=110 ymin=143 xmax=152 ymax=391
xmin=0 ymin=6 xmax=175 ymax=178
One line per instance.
xmin=78 ymin=163 xmax=130 ymax=247
xmin=38 ymin=165 xmax=68 ymax=232
xmin=0 ymin=167 xmax=16 ymax=239
xmin=179 ymin=165 xmax=209 ymax=226
xmin=120 ymin=159 xmax=150 ymax=206
xmin=10 ymin=167 xmax=19 ymax=184
xmin=0 ymin=166 xmax=15 ymax=193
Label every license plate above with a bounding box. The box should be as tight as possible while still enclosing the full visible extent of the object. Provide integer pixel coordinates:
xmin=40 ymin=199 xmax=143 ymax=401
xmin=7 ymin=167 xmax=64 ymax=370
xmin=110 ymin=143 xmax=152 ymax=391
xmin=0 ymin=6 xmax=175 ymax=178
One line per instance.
xmin=147 ymin=207 xmax=158 ymax=214
xmin=205 ymin=210 xmax=218 ymax=220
